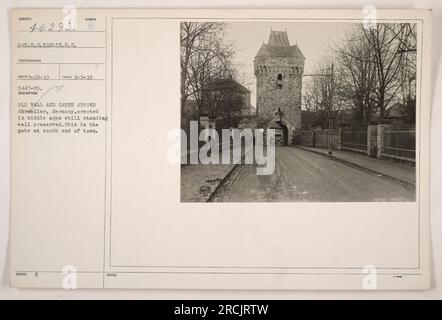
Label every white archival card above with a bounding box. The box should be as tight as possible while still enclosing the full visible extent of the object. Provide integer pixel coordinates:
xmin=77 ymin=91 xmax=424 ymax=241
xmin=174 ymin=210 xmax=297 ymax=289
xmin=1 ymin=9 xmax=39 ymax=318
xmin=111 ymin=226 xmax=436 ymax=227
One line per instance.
xmin=9 ymin=8 xmax=432 ymax=290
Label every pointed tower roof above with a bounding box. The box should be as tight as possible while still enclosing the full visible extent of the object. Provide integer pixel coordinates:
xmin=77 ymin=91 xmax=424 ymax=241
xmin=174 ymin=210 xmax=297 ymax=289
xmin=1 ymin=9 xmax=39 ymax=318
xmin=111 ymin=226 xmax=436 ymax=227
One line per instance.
xmin=255 ymin=30 xmax=304 ymax=59
xmin=268 ymin=30 xmax=290 ymax=46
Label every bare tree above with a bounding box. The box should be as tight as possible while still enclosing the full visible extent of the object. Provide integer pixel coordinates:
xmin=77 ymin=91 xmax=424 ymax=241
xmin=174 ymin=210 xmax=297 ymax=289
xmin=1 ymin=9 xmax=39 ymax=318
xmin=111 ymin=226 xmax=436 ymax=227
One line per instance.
xmin=333 ymin=30 xmax=378 ymax=125
xmin=361 ymin=23 xmax=415 ymax=121
xmin=180 ymin=22 xmax=234 ymax=114
xmin=321 ymin=23 xmax=417 ymax=125
xmin=395 ymin=23 xmax=417 ymax=120
xmin=303 ymin=59 xmax=345 ymax=128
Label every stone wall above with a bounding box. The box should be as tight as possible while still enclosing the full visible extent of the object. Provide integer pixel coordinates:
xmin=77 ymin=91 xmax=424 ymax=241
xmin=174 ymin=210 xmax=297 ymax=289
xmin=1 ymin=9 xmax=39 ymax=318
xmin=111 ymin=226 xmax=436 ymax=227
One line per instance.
xmin=300 ymin=130 xmax=341 ymax=150
xmin=254 ymin=56 xmax=304 ymax=136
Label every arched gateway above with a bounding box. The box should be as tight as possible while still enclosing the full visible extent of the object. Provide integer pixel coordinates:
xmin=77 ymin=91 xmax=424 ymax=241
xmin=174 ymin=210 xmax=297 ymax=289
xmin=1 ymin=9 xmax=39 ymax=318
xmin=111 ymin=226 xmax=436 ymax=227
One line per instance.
xmin=269 ymin=117 xmax=290 ymax=146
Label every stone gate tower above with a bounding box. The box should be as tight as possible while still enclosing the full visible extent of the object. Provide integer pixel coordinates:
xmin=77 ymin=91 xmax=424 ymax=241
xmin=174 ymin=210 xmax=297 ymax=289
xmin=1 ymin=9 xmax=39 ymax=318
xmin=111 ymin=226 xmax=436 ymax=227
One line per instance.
xmin=254 ymin=30 xmax=304 ymax=145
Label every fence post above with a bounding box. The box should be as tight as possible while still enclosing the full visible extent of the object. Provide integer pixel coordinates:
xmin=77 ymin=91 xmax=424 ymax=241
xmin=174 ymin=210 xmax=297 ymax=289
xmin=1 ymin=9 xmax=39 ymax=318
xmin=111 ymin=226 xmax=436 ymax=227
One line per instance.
xmin=376 ymin=124 xmax=384 ymax=159
xmin=367 ymin=125 xmax=372 ymax=155
xmin=367 ymin=125 xmax=376 ymax=157
xmin=337 ymin=126 xmax=342 ymax=150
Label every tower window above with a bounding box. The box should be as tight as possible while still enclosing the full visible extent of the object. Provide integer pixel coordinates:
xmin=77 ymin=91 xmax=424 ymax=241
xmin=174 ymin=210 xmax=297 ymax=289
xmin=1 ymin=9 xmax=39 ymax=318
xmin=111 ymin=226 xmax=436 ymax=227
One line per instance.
xmin=276 ymin=73 xmax=283 ymax=89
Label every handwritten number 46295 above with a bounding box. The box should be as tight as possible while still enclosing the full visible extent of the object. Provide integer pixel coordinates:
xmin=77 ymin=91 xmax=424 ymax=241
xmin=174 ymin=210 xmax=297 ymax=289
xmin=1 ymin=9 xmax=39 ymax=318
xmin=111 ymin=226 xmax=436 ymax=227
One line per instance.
xmin=29 ymin=22 xmax=65 ymax=33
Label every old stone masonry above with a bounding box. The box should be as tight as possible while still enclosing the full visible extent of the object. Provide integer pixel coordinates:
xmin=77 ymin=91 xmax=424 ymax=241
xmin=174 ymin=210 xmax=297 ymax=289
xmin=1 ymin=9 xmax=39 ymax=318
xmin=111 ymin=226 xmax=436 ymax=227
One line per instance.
xmin=254 ymin=30 xmax=304 ymax=145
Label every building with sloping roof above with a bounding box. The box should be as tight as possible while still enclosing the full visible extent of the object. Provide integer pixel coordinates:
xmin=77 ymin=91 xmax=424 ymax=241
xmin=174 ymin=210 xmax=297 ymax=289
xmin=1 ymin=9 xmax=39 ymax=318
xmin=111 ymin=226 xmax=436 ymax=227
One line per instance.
xmin=201 ymin=77 xmax=253 ymax=129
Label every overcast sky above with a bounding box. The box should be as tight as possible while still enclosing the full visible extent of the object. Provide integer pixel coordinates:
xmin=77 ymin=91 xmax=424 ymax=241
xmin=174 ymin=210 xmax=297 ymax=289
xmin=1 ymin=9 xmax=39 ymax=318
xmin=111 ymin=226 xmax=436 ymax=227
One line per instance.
xmin=226 ymin=22 xmax=355 ymax=108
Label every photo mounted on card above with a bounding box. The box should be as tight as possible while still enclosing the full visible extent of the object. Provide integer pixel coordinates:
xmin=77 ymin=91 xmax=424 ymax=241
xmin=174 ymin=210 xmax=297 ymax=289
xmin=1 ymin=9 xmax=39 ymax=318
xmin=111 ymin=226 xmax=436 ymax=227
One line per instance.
xmin=9 ymin=8 xmax=431 ymax=290
xmin=179 ymin=20 xmax=417 ymax=202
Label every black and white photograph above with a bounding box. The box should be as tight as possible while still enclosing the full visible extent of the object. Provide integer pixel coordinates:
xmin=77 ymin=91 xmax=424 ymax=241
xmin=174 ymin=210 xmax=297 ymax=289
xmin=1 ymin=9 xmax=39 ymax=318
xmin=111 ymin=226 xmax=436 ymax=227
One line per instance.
xmin=180 ymin=21 xmax=418 ymax=202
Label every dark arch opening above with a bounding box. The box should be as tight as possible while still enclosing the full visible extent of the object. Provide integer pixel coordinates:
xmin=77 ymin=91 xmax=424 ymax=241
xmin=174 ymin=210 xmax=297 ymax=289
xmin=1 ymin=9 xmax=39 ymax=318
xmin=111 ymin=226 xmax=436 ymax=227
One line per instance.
xmin=270 ymin=120 xmax=289 ymax=146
